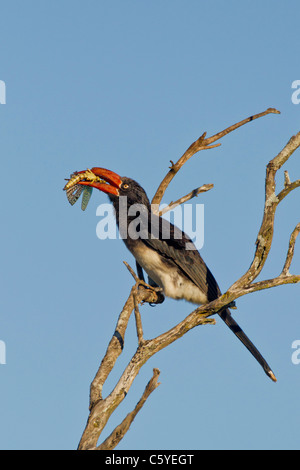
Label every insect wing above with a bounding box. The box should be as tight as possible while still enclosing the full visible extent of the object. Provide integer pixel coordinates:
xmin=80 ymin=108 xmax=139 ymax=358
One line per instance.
xmin=81 ymin=186 xmax=93 ymax=211
xmin=66 ymin=184 xmax=84 ymax=206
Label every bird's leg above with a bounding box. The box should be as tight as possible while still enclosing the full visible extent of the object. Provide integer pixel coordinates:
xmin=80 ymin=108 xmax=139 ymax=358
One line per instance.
xmin=136 ymin=261 xmax=145 ymax=282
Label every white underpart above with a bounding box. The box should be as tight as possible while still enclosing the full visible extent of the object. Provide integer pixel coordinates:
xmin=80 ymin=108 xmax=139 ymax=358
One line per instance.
xmin=132 ymin=244 xmax=208 ymax=305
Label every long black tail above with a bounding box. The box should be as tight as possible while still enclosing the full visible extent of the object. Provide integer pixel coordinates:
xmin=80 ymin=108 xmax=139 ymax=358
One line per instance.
xmin=219 ymin=309 xmax=277 ymax=382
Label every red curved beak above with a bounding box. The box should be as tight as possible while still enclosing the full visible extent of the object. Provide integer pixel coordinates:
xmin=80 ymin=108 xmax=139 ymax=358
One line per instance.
xmin=78 ymin=167 xmax=122 ymax=196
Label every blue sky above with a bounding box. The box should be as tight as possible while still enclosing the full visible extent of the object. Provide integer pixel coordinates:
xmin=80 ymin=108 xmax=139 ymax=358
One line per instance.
xmin=1 ymin=1 xmax=299 ymax=450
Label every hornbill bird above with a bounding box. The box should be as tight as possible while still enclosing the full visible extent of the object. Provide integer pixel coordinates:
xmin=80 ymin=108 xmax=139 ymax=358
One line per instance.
xmin=72 ymin=167 xmax=277 ymax=382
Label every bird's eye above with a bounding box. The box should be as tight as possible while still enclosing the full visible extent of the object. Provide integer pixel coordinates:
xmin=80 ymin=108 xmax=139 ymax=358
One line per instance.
xmin=122 ymin=183 xmax=129 ymax=190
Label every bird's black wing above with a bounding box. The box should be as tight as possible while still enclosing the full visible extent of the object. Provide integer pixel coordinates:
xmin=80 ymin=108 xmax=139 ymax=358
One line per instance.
xmin=141 ymin=212 xmax=221 ymax=302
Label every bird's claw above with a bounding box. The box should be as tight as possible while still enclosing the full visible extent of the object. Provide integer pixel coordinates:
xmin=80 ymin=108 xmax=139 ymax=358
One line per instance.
xmin=136 ymin=281 xmax=165 ymax=305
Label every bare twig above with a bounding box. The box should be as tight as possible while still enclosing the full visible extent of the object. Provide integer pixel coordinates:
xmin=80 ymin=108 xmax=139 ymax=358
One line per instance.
xmin=239 ymin=275 xmax=300 ymax=295
xmin=158 ymin=184 xmax=214 ymax=216
xmin=133 ymin=288 xmax=145 ymax=346
xmin=203 ymin=107 xmax=280 ymax=146
xmin=123 ymin=261 xmax=139 ymax=282
xmin=277 ymin=179 xmax=300 ymax=203
xmin=281 ymin=223 xmax=300 ymax=276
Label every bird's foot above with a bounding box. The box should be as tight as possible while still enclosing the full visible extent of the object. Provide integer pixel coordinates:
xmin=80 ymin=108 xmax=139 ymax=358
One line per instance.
xmin=123 ymin=261 xmax=165 ymax=305
xmin=137 ymin=281 xmax=165 ymax=305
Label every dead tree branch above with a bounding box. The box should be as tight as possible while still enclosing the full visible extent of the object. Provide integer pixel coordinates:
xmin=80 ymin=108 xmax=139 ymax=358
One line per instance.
xmin=228 ymin=131 xmax=300 ymax=293
xmin=158 ymin=183 xmax=214 ymax=216
xmin=96 ymin=368 xmax=161 ymax=450
xmin=78 ymin=282 xmax=215 ymax=451
xmin=151 ymin=107 xmax=280 ymax=208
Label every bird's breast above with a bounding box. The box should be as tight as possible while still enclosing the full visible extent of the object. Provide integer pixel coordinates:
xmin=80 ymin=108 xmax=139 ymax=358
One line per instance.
xmin=130 ymin=241 xmax=208 ymax=305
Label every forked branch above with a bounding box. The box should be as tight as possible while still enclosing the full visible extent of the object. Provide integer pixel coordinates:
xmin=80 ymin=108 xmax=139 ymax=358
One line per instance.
xmin=96 ymin=369 xmax=161 ymax=450
xmin=229 ymin=131 xmax=300 ymax=291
